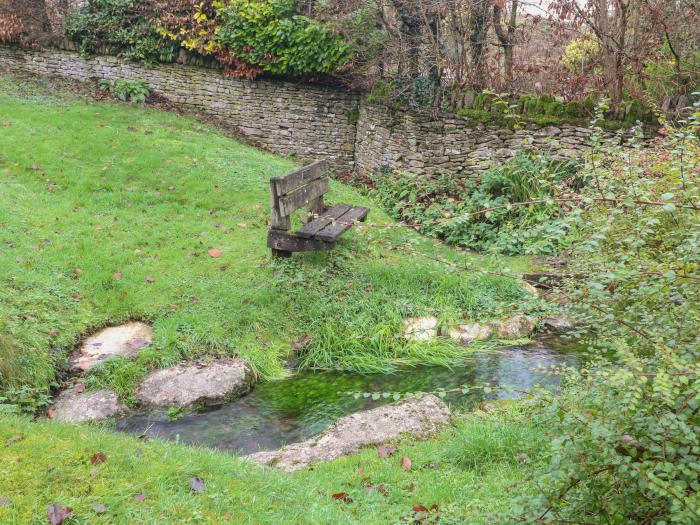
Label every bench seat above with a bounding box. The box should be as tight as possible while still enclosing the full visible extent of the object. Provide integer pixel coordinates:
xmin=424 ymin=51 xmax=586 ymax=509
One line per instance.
xmin=296 ymin=204 xmax=370 ymax=241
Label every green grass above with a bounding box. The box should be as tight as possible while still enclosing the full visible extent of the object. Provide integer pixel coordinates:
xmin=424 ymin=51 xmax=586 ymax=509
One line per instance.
xmin=0 ymin=404 xmax=544 ymax=524
xmin=0 ymin=74 xmax=539 ymax=401
xmin=0 ymin=74 xmax=548 ymax=523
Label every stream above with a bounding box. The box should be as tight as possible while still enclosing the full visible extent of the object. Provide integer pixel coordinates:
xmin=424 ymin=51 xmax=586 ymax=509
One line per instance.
xmin=115 ymin=335 xmax=580 ymax=455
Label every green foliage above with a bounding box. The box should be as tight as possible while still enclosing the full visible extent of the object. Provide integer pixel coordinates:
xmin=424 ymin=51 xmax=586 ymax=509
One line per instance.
xmin=510 ymin=102 xmax=700 ymax=523
xmin=561 ymin=36 xmax=600 ymax=74
xmin=0 ymin=385 xmax=52 ymax=415
xmin=99 ymin=79 xmax=151 ymax=103
xmin=215 ymin=0 xmax=349 ymax=76
xmin=373 ymin=153 xmax=580 ymax=256
xmin=64 ymin=0 xmax=177 ymax=63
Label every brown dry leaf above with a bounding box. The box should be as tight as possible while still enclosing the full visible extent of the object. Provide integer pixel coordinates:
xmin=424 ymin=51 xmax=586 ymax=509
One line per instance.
xmin=236 ymin=223 xmax=247 ymax=228
xmin=92 ymin=503 xmax=107 ymax=514
xmin=331 ymin=492 xmax=353 ymax=504
xmin=134 ymin=493 xmax=146 ymax=502
xmin=145 ymin=275 xmax=155 ymax=283
xmin=47 ymin=502 xmax=73 ymax=525
xmin=0 ymin=497 xmax=10 ymax=505
xmin=72 ymin=383 xmax=85 ymax=394
xmin=90 ymin=452 xmax=107 ymax=465
xmin=4 ymin=434 xmax=24 ymax=447
xmin=401 ymin=457 xmax=412 ymax=471
xmin=47 ymin=407 xmax=56 ymax=419
xmin=377 ymin=483 xmax=388 ymax=496
xmin=74 ymin=268 xmax=83 ymax=276
xmin=207 ymin=249 xmax=222 ymax=258
xmin=113 ymin=271 xmax=122 ymax=281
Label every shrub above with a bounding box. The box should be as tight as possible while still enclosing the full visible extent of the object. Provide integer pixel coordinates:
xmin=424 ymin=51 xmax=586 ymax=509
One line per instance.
xmin=508 ymin=102 xmax=700 ymax=523
xmin=99 ymin=78 xmax=151 ymax=103
xmin=373 ymin=153 xmax=580 ymax=256
xmin=64 ymin=0 xmax=177 ymax=63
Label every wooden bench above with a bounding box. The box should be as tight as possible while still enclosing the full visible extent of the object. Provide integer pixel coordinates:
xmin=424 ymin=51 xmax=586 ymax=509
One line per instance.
xmin=267 ymin=160 xmax=370 ymax=258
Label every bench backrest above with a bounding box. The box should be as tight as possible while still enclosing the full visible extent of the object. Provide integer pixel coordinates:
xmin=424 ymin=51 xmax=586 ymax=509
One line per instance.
xmin=269 ymin=160 xmax=328 ymax=230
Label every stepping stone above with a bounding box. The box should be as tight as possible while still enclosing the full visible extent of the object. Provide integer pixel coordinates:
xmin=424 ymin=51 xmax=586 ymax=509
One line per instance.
xmin=136 ymin=359 xmax=253 ymax=407
xmin=402 ymin=316 xmax=439 ymax=341
xmin=72 ymin=322 xmax=153 ymax=371
xmin=447 ymin=322 xmax=493 ymax=344
xmin=492 ymin=315 xmax=536 ymax=339
xmin=543 ymin=313 xmax=574 ymax=331
xmin=52 ymin=389 xmax=126 ymax=422
xmin=247 ymin=394 xmax=451 ymax=472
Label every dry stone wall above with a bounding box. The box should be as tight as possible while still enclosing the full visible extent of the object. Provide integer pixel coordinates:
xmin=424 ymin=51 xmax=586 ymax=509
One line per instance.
xmin=0 ymin=46 xmax=359 ymax=171
xmin=1 ymin=46 xmax=644 ymax=180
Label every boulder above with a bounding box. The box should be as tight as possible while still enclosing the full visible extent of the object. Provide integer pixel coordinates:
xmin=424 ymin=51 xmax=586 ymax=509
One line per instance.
xmin=521 ymin=281 xmax=539 ymax=296
xmin=447 ymin=323 xmax=493 ymax=344
xmin=72 ymin=322 xmax=152 ymax=371
xmin=543 ymin=313 xmax=575 ymax=331
xmin=247 ymin=394 xmax=451 ymax=471
xmin=52 ymin=389 xmax=126 ymax=422
xmin=136 ymin=359 xmax=253 ymax=407
xmin=492 ymin=315 xmax=536 ymax=339
xmin=402 ymin=317 xmax=439 ymax=341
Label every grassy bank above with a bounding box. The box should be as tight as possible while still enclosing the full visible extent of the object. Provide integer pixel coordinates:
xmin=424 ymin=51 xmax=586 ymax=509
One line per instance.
xmin=0 ymin=74 xmax=537 ymax=404
xmin=0 ymin=403 xmax=544 ymax=524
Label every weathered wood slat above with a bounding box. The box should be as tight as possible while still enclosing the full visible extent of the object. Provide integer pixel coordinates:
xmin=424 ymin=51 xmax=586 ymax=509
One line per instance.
xmin=314 ymin=206 xmax=370 ymax=242
xmin=271 ymin=160 xmax=327 ymax=196
xmin=278 ymin=177 xmax=329 ymax=217
xmin=267 ymin=229 xmax=335 ymax=252
xmin=296 ymin=204 xmax=352 ymax=239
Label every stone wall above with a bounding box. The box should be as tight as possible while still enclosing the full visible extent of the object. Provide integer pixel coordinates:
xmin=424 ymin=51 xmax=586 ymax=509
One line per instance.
xmin=356 ymin=103 xmax=603 ymax=179
xmin=1 ymin=46 xmax=645 ymax=180
xmin=0 ymin=46 xmax=359 ymax=172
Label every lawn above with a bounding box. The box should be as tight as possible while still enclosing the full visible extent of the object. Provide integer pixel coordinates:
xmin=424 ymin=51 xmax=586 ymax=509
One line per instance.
xmin=0 ymin=74 xmax=542 ymax=523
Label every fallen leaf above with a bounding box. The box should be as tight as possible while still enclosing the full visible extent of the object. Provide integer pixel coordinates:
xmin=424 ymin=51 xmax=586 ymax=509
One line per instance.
xmin=71 ymin=292 xmax=81 ymax=301
xmin=189 ymin=477 xmax=205 ymax=493
xmin=377 ymin=445 xmax=397 ymax=458
xmin=92 ymin=503 xmax=107 ymax=514
xmin=0 ymin=497 xmax=10 ymax=505
xmin=4 ymin=434 xmax=24 ymax=447
xmin=331 ymin=492 xmax=353 ymax=504
xmin=47 ymin=502 xmax=73 ymax=525
xmin=207 ymin=249 xmax=222 ymax=258
xmin=74 ymin=268 xmax=82 ymax=276
xmin=401 ymin=457 xmax=412 ymax=471
xmin=49 ymin=329 xmax=59 ymax=338
xmin=72 ymin=383 xmax=85 ymax=394
xmin=113 ymin=272 xmax=122 ymax=281
xmin=377 ymin=483 xmax=388 ymax=496
xmin=134 ymin=493 xmax=146 ymax=502
xmin=47 ymin=407 xmax=56 ymax=419
xmin=236 ymin=223 xmax=247 ymax=228
xmin=413 ymin=504 xmax=428 ymax=512
xmin=90 ymin=452 xmax=107 ymax=465
xmin=145 ymin=275 xmax=155 ymax=283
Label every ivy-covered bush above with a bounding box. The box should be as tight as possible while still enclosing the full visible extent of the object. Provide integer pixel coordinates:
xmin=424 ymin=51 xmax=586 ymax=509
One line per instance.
xmin=64 ymin=0 xmax=348 ymax=78
xmin=64 ymin=0 xmax=178 ymax=63
xmin=373 ymin=153 xmax=580 ymax=256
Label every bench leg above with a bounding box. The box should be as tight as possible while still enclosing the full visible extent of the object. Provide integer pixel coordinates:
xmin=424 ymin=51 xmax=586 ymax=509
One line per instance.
xmin=271 ymin=248 xmax=292 ymax=259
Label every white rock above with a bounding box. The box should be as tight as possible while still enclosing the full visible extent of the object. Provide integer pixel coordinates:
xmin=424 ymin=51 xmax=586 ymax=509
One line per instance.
xmin=247 ymin=394 xmax=451 ymax=471
xmin=402 ymin=317 xmax=439 ymax=341
xmin=52 ymin=389 xmax=126 ymax=422
xmin=492 ymin=315 xmax=536 ymax=339
xmin=136 ymin=359 xmax=253 ymax=407
xmin=447 ymin=323 xmax=493 ymax=344
xmin=72 ymin=322 xmax=152 ymax=371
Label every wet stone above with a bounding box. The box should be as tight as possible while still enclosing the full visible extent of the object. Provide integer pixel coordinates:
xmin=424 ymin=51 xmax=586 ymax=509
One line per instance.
xmin=447 ymin=323 xmax=493 ymax=344
xmin=492 ymin=315 xmax=536 ymax=340
xmin=402 ymin=317 xmax=439 ymax=341
xmin=72 ymin=322 xmax=153 ymax=371
xmin=52 ymin=389 xmax=126 ymax=422
xmin=246 ymin=394 xmax=451 ymax=471
xmin=136 ymin=359 xmax=254 ymax=407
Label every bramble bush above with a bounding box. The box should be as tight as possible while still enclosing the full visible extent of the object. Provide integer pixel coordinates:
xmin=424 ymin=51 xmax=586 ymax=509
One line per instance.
xmin=507 ymin=100 xmax=700 ymax=523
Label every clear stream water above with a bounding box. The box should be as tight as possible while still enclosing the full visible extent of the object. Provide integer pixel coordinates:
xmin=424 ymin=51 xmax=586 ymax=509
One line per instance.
xmin=115 ymin=336 xmax=580 ymax=455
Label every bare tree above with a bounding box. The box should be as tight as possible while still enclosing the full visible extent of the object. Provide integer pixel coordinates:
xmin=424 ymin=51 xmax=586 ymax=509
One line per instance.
xmin=493 ymin=0 xmax=518 ymax=85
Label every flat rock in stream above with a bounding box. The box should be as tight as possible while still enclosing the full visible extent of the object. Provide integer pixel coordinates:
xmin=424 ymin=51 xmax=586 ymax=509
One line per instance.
xmin=492 ymin=315 xmax=536 ymax=340
xmin=52 ymin=389 xmax=126 ymax=422
xmin=246 ymin=394 xmax=451 ymax=472
xmin=136 ymin=359 xmax=253 ymax=407
xmin=72 ymin=322 xmax=153 ymax=371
